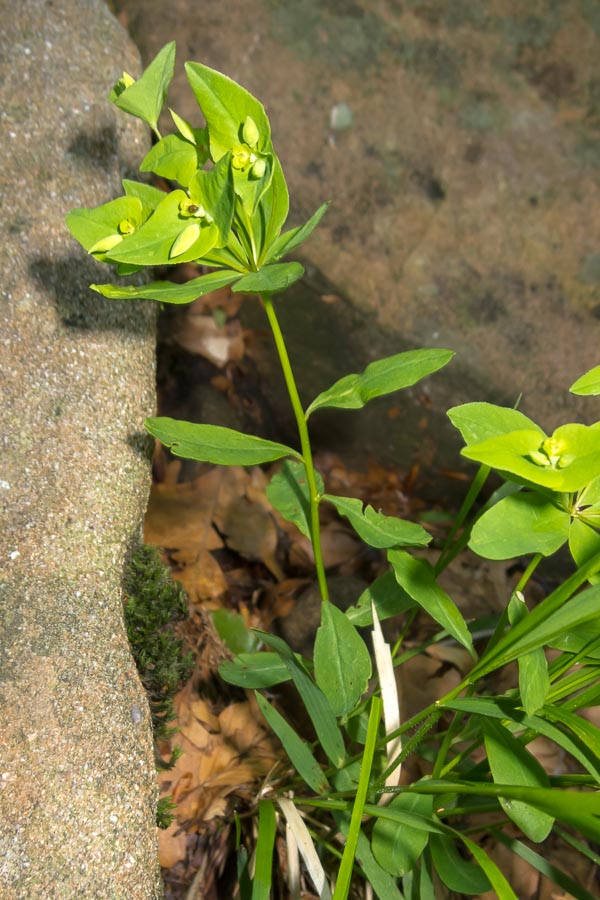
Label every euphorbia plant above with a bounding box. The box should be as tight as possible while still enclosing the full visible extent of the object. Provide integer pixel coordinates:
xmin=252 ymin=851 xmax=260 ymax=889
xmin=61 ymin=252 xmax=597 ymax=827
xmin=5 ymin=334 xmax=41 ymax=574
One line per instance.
xmin=68 ymin=42 xmax=600 ymax=899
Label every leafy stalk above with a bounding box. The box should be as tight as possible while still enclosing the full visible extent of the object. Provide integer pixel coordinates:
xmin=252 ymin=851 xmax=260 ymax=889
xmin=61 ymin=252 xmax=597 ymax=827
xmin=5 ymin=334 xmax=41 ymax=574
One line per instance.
xmin=261 ymin=293 xmax=329 ymax=602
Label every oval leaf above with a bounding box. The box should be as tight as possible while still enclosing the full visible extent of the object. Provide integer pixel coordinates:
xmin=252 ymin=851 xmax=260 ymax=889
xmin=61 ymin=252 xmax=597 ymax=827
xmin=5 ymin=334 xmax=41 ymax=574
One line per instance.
xmin=469 ymin=492 xmax=570 ymax=560
xmin=447 ymin=402 xmax=540 ymax=446
xmin=111 ymin=41 xmax=176 ymax=134
xmin=482 ymin=719 xmax=554 ymax=842
xmin=145 ymin=417 xmax=300 ymax=465
xmin=429 ymin=834 xmax=491 ymax=895
xmin=314 ymin=602 xmax=371 ymax=717
xmin=372 ymin=792 xmax=433 ymax=876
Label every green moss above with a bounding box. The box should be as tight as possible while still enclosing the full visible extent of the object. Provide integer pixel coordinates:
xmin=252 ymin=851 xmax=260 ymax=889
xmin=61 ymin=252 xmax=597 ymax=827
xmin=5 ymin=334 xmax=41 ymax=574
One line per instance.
xmin=124 ymin=545 xmax=193 ymax=742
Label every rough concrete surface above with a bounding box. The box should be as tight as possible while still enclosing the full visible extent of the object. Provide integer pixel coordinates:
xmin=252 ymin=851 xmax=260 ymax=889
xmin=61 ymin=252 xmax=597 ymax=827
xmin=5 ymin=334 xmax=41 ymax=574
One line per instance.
xmin=0 ymin=1 xmax=162 ymax=896
xmin=114 ymin=0 xmax=600 ymax=479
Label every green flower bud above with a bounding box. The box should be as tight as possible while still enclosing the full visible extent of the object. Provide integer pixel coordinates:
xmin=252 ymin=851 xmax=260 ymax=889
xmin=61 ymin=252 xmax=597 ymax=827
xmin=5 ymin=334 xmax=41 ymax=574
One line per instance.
xmin=250 ymin=157 xmax=267 ymax=179
xmin=170 ymin=223 xmax=200 ymax=258
xmin=528 ymin=449 xmax=551 ymax=468
xmin=242 ymin=115 xmax=259 ymax=148
xmin=89 ymin=233 xmax=123 ymax=254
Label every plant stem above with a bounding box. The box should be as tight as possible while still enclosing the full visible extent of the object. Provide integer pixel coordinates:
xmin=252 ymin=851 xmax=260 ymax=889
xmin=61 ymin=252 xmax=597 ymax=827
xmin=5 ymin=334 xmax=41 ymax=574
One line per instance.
xmin=261 ymin=293 xmax=329 ymax=602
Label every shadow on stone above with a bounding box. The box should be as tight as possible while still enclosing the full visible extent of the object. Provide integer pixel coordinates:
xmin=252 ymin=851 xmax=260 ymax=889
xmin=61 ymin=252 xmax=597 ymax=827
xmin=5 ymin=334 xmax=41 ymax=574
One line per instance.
xmin=30 ymin=253 xmax=155 ymax=334
xmin=67 ymin=123 xmax=119 ymax=171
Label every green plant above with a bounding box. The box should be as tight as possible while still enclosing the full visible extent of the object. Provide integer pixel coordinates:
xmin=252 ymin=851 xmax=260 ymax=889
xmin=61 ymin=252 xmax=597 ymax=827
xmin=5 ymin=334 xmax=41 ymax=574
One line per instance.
xmin=69 ymin=44 xmax=600 ymax=898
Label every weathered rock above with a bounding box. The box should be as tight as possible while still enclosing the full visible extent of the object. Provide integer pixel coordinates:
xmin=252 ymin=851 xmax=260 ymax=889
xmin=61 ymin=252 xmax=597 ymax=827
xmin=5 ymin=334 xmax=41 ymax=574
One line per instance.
xmin=0 ymin=1 xmax=161 ymax=896
xmin=115 ymin=0 xmax=600 ymax=481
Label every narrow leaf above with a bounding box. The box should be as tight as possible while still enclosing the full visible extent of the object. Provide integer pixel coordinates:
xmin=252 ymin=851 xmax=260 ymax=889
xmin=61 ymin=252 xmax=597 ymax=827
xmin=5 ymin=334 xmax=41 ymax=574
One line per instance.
xmin=267 ymin=201 xmax=330 ymax=262
xmin=91 ymin=270 xmax=241 ymax=304
xmin=232 ymin=262 xmax=304 ymax=294
xmin=388 ymin=550 xmax=475 ymax=657
xmin=252 ymin=800 xmax=276 ymax=900
xmin=145 ymin=417 xmax=300 ymax=465
xmin=314 ymin=602 xmax=371 ymax=717
xmin=306 ymin=349 xmax=453 ymax=417
xmin=255 ymin=693 xmax=329 ymax=794
xmin=324 ymin=494 xmax=430 ymax=550
xmin=258 ymin=631 xmax=346 ymax=767
xmin=218 ymin=652 xmax=291 ymax=689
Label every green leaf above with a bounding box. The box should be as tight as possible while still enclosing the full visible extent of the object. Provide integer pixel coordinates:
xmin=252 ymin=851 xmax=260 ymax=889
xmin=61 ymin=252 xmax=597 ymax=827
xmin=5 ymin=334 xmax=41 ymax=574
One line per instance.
xmin=507 ymin=592 xmax=549 ymax=716
xmin=185 ymin=60 xmax=272 ymax=162
xmin=442 ymin=696 xmax=600 ymax=780
xmin=447 ymin=402 xmax=540 ymax=446
xmin=188 ymin=152 xmax=235 ymax=246
xmin=489 ymin=582 xmax=600 ymax=670
xmin=107 ymin=190 xmax=218 ymax=266
xmin=332 ymin=814 xmax=406 ymax=900
xmin=462 ymin=424 xmax=600 ymax=492
xmin=218 ymin=652 xmax=291 ymax=688
xmin=232 ymin=262 xmax=305 ymax=294
xmin=145 ymin=417 xmax=300 ymax=465
xmin=266 ymin=460 xmax=324 ymax=540
xmin=255 ymin=693 xmax=329 ymax=793
xmin=266 ymin=201 xmax=330 ymax=262
xmin=314 ymin=603 xmax=371 ymax=717
xmin=543 ymin=705 xmax=600 ymax=773
xmin=140 ymin=133 xmax=204 ymax=187
xmin=91 ymin=270 xmax=242 ymax=304
xmin=459 ymin=836 xmax=518 ymax=900
xmin=388 ymin=550 xmax=476 ymax=657
xmin=111 ymin=41 xmax=176 ymax=134
xmin=211 ymin=609 xmax=260 ymax=655
xmin=323 ymin=494 xmax=431 ymax=550
xmin=122 ymin=178 xmax=166 ymax=210
xmin=371 ymin=793 xmax=433 ymax=877
xmin=66 ymin=196 xmax=143 ymax=257
xmin=256 ymin=154 xmax=290 ymax=264
xmin=482 ymin=719 xmax=554 ymax=842
xmin=306 ymin=349 xmax=454 ymax=417
xmin=493 ymin=833 xmax=599 ymax=900
xmin=469 ymin=492 xmax=570 ymax=560
xmin=258 ymin=631 xmax=346 ymax=767
xmin=570 ymin=365 xmax=600 ymax=396
xmin=429 ymin=834 xmax=490 ymax=895
xmin=345 ymin=570 xmax=416 ymax=627
xmin=569 ymin=518 xmax=600 ymax=583
xmin=252 ymin=800 xmax=276 ymax=900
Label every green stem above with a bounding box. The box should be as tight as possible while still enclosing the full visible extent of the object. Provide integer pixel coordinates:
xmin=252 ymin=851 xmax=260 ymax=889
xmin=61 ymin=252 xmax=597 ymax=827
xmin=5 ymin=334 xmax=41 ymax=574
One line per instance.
xmin=435 ymin=465 xmax=490 ymax=575
xmin=261 ymin=293 xmax=329 ymax=602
